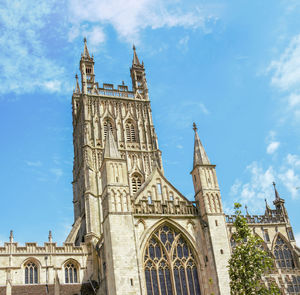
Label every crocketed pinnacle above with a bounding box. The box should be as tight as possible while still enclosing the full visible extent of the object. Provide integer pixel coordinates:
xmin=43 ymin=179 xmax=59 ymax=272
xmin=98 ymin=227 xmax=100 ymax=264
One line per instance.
xmin=83 ymin=37 xmax=90 ymax=58
xmin=74 ymin=74 xmax=80 ymax=93
xmin=193 ymin=122 xmax=211 ymax=167
xmin=273 ymin=182 xmax=281 ymax=201
xmin=132 ymin=44 xmax=141 ymax=66
xmin=104 ymin=128 xmax=121 ymax=159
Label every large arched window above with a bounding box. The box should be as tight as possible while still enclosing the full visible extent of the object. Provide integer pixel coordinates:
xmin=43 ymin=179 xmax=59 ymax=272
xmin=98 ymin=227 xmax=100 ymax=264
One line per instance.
xmin=273 ymin=236 xmax=295 ymax=269
xmin=25 ymin=261 xmax=38 ymax=284
xmin=65 ymin=261 xmax=78 ymax=284
xmin=125 ymin=121 xmax=136 ymax=142
xmin=131 ymin=173 xmax=142 ymax=193
xmin=144 ymin=224 xmax=201 ymax=295
xmin=103 ymin=120 xmax=113 ymax=139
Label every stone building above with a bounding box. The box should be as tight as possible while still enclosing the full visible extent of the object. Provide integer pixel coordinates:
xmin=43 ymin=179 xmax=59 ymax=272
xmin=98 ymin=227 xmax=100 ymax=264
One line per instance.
xmin=0 ymin=39 xmax=299 ymax=295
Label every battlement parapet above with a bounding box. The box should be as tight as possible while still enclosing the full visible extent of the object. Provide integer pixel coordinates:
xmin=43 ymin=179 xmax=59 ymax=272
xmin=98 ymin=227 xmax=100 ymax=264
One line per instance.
xmin=226 ymin=214 xmax=285 ymax=224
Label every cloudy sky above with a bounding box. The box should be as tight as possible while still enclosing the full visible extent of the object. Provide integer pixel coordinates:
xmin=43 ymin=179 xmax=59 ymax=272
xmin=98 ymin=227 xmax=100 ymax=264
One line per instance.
xmin=0 ymin=0 xmax=299 ymax=246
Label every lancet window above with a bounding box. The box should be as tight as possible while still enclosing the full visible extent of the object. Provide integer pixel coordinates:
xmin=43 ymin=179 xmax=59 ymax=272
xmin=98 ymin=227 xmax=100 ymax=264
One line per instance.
xmin=286 ymin=276 xmax=300 ymax=294
xmin=65 ymin=262 xmax=78 ymax=284
xmin=131 ymin=173 xmax=142 ymax=193
xmin=25 ymin=261 xmax=38 ymax=284
xmin=144 ymin=224 xmax=201 ymax=295
xmin=103 ymin=120 xmax=113 ymax=138
xmin=274 ymin=236 xmax=295 ymax=269
xmin=125 ymin=121 xmax=136 ymax=142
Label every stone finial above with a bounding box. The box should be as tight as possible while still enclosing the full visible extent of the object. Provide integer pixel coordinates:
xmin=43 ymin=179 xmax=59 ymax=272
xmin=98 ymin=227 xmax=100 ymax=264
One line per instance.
xmin=9 ymin=230 xmax=13 ymax=243
xmin=193 ymin=122 xmax=197 ymax=132
xmin=48 ymin=230 xmax=53 ymax=243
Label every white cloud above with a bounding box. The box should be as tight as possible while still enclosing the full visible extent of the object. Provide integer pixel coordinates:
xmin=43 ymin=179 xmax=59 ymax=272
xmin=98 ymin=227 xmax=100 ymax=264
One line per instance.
xmin=176 ymin=144 xmax=183 ymax=149
xmin=286 ymin=153 xmax=300 ymax=167
xmin=228 ymin=162 xmax=275 ymax=213
xmin=68 ymin=0 xmax=218 ymax=43
xmin=278 ymin=168 xmax=300 ymax=199
xmin=268 ymin=35 xmax=300 ymax=91
xmin=25 ymin=160 xmax=42 ymax=167
xmin=84 ymin=26 xmax=106 ymax=49
xmin=0 ymin=0 xmax=69 ymax=95
xmin=268 ymin=34 xmax=300 ymax=119
xmin=266 ymin=141 xmax=280 ymax=154
xmin=228 ymin=155 xmax=300 ymax=213
xmin=288 ymin=92 xmax=300 ymax=107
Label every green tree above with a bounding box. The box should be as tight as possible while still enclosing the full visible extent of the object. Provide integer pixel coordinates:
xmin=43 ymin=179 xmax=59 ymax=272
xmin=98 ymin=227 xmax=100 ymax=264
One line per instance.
xmin=228 ymin=203 xmax=280 ymax=295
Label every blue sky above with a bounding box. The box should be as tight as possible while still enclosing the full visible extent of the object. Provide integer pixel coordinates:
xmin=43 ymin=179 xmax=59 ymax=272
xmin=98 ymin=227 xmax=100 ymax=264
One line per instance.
xmin=0 ymin=0 xmax=300 ymax=246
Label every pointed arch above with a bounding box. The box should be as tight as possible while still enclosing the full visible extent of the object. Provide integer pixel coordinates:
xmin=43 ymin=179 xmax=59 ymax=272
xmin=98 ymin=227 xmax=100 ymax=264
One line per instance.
xmin=143 ymin=222 xmax=202 ymax=295
xmin=103 ymin=117 xmax=114 ymax=139
xmin=125 ymin=119 xmax=137 ymax=142
xmin=131 ymin=172 xmax=142 ymax=193
xmin=272 ymin=233 xmax=295 ymax=269
xmin=23 ymin=258 xmax=40 ymax=285
xmin=63 ymin=259 xmax=80 ymax=284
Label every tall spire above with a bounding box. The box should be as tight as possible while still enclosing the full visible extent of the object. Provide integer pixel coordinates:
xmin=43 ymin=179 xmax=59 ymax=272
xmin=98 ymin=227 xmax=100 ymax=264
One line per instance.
xmin=82 ymin=37 xmax=91 ymax=58
xmin=74 ymin=74 xmax=80 ymax=93
xmin=193 ymin=122 xmax=210 ymax=167
xmin=132 ymin=44 xmax=141 ymax=66
xmin=103 ymin=128 xmax=121 ymax=159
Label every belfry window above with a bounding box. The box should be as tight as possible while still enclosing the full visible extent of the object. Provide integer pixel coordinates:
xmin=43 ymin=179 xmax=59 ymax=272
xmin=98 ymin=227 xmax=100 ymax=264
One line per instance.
xmin=125 ymin=121 xmax=136 ymax=142
xmin=25 ymin=262 xmax=38 ymax=284
xmin=103 ymin=120 xmax=113 ymax=138
xmin=131 ymin=173 xmax=142 ymax=193
xmin=144 ymin=224 xmax=201 ymax=295
xmin=65 ymin=262 xmax=78 ymax=284
xmin=274 ymin=236 xmax=295 ymax=269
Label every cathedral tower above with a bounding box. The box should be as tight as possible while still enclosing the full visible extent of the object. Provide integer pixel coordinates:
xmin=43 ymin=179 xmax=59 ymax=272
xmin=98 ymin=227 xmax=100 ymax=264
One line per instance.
xmin=70 ymin=40 xmax=163 ymax=244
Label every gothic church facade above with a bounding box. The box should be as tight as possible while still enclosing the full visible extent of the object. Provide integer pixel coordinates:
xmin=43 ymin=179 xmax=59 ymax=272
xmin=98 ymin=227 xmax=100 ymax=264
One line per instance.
xmin=0 ymin=40 xmax=299 ymax=295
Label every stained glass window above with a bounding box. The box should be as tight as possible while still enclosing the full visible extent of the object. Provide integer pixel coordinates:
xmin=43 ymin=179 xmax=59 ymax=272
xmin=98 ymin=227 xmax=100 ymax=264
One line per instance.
xmin=65 ymin=262 xmax=78 ymax=283
xmin=274 ymin=236 xmax=295 ymax=269
xmin=25 ymin=262 xmax=38 ymax=284
xmin=144 ymin=224 xmax=201 ymax=295
xmin=286 ymin=276 xmax=300 ymax=294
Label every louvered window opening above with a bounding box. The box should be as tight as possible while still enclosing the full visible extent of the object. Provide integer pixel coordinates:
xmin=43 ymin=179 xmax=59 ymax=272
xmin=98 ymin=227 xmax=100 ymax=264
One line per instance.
xmin=126 ymin=122 xmax=136 ymax=142
xmin=104 ymin=121 xmax=113 ymax=138
xmin=65 ymin=263 xmax=78 ymax=284
xmin=144 ymin=225 xmax=201 ymax=295
xmin=25 ymin=262 xmax=38 ymax=284
xmin=132 ymin=174 xmax=142 ymax=193
xmin=274 ymin=237 xmax=295 ymax=269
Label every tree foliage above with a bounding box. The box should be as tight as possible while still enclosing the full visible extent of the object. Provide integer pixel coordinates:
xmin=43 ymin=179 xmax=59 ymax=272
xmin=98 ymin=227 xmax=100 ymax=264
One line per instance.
xmin=228 ymin=203 xmax=280 ymax=295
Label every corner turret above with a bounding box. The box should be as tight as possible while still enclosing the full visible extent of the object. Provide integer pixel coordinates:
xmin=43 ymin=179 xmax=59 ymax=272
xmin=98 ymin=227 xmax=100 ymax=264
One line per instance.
xmin=130 ymin=45 xmax=149 ymax=99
